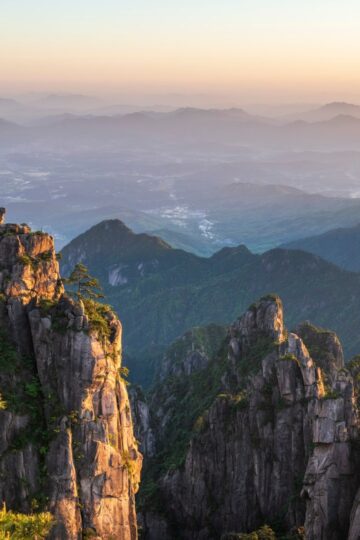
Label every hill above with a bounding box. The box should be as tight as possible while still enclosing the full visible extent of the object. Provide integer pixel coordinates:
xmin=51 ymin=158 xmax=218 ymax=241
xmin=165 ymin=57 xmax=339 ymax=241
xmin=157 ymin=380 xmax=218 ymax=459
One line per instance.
xmin=3 ymin=106 xmax=360 ymax=151
xmin=61 ymin=220 xmax=360 ymax=384
xmin=283 ymin=222 xmax=360 ymax=271
xmin=282 ymin=101 xmax=360 ymax=122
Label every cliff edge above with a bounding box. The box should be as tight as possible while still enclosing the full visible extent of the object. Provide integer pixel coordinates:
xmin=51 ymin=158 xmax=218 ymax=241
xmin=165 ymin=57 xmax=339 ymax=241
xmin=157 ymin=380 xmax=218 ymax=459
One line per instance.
xmin=0 ymin=212 xmax=142 ymax=539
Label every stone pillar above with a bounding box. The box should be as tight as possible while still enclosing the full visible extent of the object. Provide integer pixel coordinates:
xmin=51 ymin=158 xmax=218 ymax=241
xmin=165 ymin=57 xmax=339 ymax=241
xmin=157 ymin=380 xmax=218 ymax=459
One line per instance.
xmin=0 ymin=208 xmax=6 ymax=225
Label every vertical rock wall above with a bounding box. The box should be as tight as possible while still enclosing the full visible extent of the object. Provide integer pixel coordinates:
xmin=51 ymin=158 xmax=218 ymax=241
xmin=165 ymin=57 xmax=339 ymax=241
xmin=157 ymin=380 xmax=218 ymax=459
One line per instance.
xmin=0 ymin=216 xmax=142 ymax=539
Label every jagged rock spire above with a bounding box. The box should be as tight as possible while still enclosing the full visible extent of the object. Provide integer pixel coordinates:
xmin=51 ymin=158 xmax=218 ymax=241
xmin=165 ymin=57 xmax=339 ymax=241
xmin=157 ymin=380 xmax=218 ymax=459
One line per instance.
xmin=230 ymin=294 xmax=285 ymax=348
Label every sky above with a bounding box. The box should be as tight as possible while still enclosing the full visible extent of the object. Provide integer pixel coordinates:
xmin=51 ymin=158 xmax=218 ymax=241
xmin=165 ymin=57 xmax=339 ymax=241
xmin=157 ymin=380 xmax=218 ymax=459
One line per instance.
xmin=1 ymin=0 xmax=360 ymax=104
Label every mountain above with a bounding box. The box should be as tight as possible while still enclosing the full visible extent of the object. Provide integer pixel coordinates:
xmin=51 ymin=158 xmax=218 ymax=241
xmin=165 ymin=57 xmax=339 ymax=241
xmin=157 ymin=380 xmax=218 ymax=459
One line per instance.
xmin=0 ymin=118 xmax=29 ymax=146
xmin=60 ymin=219 xmax=204 ymax=285
xmin=10 ymin=170 xmax=360 ymax=255
xmin=142 ymin=228 xmax=213 ymax=256
xmin=3 ymin=106 xmax=360 ymax=151
xmin=307 ymin=102 xmax=360 ymax=120
xmin=3 ymin=212 xmax=360 ymax=539
xmin=38 ymin=108 xmax=360 ymax=151
xmin=135 ymin=295 xmax=360 ymax=539
xmin=0 ymin=118 xmax=23 ymax=133
xmin=0 ymin=97 xmax=21 ymax=109
xmin=0 ymin=213 xmax=142 ymax=538
xmin=283 ymin=223 xmax=360 ymax=271
xmin=165 ymin=106 xmax=269 ymax=123
xmin=282 ymin=101 xmax=360 ymax=123
xmin=61 ymin=219 xmax=360 ymax=385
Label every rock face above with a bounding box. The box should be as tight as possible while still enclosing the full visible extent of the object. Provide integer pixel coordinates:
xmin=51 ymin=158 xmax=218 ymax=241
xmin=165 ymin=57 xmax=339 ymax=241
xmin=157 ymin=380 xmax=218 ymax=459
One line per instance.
xmin=158 ymin=324 xmax=227 ymax=381
xmin=129 ymin=386 xmax=156 ymax=459
xmin=0 ymin=214 xmax=142 ymax=539
xmin=140 ymin=296 xmax=360 ymax=540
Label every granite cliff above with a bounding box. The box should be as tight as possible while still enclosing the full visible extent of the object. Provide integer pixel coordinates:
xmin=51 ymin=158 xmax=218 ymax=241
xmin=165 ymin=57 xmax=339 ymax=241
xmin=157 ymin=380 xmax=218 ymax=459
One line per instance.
xmin=3 ymin=207 xmax=360 ymax=540
xmin=0 ymin=210 xmax=142 ymax=539
xmin=137 ymin=296 xmax=360 ymax=539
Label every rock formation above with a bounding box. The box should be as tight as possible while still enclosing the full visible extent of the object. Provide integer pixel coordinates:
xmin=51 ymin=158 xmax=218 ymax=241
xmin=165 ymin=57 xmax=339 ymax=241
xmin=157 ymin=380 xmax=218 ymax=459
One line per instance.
xmin=0 ymin=212 xmax=142 ymax=539
xmin=129 ymin=386 xmax=156 ymax=459
xmin=138 ymin=295 xmax=360 ymax=539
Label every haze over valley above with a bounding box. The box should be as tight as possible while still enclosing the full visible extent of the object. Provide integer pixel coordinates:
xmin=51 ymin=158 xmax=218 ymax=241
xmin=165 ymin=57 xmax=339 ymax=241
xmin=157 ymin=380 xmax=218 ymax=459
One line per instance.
xmin=3 ymin=98 xmax=360 ymax=254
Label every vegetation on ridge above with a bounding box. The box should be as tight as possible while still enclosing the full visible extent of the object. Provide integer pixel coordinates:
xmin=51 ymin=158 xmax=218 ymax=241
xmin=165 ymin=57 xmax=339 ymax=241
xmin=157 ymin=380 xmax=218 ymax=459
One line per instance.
xmin=61 ymin=221 xmax=360 ymax=386
xmin=45 ymin=263 xmax=115 ymax=342
xmin=0 ymin=328 xmax=54 ymax=511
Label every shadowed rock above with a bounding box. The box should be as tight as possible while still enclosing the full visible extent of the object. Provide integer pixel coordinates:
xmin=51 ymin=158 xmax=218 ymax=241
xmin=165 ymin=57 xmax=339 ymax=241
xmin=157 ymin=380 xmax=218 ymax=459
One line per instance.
xmin=139 ymin=295 xmax=360 ymax=540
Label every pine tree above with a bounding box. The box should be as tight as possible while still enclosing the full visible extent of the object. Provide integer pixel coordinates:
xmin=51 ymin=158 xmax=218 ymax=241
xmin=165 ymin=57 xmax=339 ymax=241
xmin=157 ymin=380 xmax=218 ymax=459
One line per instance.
xmin=64 ymin=263 xmax=104 ymax=301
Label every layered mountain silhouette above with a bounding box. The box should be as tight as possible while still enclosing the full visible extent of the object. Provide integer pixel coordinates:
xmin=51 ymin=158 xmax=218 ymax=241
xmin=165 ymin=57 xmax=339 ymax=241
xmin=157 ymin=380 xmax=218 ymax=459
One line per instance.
xmin=285 ymin=101 xmax=360 ymax=122
xmin=2 ymin=105 xmax=360 ymax=150
xmin=283 ymin=222 xmax=360 ymax=271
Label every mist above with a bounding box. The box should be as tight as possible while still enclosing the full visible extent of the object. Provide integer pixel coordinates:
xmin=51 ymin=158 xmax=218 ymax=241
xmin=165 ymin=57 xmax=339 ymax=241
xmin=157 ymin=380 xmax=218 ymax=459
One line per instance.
xmin=1 ymin=93 xmax=360 ymax=254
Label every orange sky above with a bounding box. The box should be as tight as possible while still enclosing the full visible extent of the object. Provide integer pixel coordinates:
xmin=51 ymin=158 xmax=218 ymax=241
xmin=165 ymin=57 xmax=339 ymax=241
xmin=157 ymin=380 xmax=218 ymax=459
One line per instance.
xmin=1 ymin=0 xmax=360 ymax=103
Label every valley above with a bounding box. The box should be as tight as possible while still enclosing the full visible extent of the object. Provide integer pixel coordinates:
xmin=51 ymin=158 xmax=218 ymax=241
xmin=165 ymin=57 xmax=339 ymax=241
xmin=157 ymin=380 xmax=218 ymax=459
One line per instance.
xmin=2 ymin=105 xmax=360 ymax=255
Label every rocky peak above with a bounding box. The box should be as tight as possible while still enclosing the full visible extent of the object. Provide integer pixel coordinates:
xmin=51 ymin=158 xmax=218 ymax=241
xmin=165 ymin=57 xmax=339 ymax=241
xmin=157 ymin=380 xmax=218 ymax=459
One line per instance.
xmin=0 ymin=218 xmax=63 ymax=355
xmin=230 ymin=294 xmax=285 ymax=351
xmin=138 ymin=296 xmax=360 ymax=540
xmin=0 ymin=220 xmax=62 ymax=303
xmin=0 ymin=217 xmax=142 ymax=539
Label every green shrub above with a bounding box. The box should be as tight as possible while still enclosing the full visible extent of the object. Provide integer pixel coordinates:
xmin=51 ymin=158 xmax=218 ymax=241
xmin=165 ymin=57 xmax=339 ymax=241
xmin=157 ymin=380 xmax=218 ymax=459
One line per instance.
xmin=83 ymin=299 xmax=112 ymax=342
xmin=17 ymin=250 xmax=53 ymax=271
xmin=24 ymin=379 xmax=41 ymax=399
xmin=279 ymin=354 xmax=300 ymax=366
xmin=37 ymin=251 xmax=52 ymax=262
xmin=322 ymin=386 xmax=340 ymax=400
xmin=221 ymin=525 xmax=276 ymax=539
xmin=0 ymin=504 xmax=53 ymax=539
xmin=193 ymin=412 xmax=208 ymax=433
xmin=0 ymin=330 xmax=19 ymax=373
xmin=217 ymin=391 xmax=249 ymax=410
xmin=17 ymin=254 xmax=33 ymax=267
xmin=0 ymin=393 xmax=7 ymax=410
xmin=38 ymin=298 xmax=56 ymax=315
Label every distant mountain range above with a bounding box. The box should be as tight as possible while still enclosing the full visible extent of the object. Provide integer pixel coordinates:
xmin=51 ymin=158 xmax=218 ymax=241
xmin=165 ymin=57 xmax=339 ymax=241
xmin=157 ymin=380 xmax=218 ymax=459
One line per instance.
xmin=61 ymin=219 xmax=360 ymax=384
xmin=283 ymin=222 xmax=360 ymax=271
xmin=283 ymin=101 xmax=360 ymax=123
xmin=1 ymin=96 xmax=360 ymax=121
xmin=2 ymin=104 xmax=360 ymax=151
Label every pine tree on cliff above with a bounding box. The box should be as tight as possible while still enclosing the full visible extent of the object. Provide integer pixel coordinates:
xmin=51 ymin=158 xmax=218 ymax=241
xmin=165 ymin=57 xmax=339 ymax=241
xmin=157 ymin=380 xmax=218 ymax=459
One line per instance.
xmin=64 ymin=263 xmax=104 ymax=301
